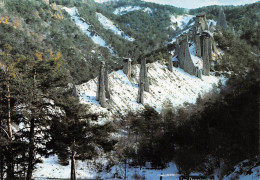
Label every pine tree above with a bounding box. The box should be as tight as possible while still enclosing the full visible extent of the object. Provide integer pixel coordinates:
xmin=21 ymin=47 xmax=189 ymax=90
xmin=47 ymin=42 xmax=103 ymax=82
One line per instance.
xmin=48 ymin=88 xmax=116 ymax=180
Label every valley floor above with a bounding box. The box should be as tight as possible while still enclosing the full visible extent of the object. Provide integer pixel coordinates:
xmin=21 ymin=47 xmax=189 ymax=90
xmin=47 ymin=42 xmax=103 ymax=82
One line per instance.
xmin=33 ymin=156 xmax=259 ymax=180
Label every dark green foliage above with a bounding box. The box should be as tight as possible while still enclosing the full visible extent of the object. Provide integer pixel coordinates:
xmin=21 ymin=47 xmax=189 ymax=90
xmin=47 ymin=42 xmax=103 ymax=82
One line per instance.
xmin=214 ymin=31 xmax=258 ymax=73
xmin=47 ymin=93 xmax=117 ymax=176
xmin=120 ymin=106 xmax=175 ymax=168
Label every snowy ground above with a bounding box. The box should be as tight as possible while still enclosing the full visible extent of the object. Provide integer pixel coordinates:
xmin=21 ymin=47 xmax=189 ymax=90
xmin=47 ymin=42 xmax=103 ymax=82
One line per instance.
xmin=33 ymin=158 xmax=190 ymax=179
xmin=33 ymin=156 xmax=95 ymax=179
xmin=33 ymin=156 xmax=259 ymax=179
xmin=96 ymin=12 xmax=134 ymax=41
xmin=77 ymin=60 xmax=226 ymax=119
xmin=223 ymin=160 xmax=260 ymax=180
xmin=113 ymin=6 xmax=152 ymax=15
xmin=62 ymin=7 xmax=114 ymax=54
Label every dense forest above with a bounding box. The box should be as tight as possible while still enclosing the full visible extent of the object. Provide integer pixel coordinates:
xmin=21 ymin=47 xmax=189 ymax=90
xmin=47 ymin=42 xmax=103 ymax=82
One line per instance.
xmin=115 ymin=31 xmax=259 ymax=178
xmin=0 ymin=0 xmax=259 ymax=179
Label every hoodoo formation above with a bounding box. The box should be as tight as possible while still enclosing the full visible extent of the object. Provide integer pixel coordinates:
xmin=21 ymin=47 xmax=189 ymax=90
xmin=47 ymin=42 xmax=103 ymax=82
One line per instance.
xmin=96 ymin=61 xmax=107 ymax=107
xmin=123 ymin=58 xmax=132 ymax=79
xmin=217 ymin=9 xmax=228 ymax=30
xmin=174 ymin=12 xmax=216 ymax=77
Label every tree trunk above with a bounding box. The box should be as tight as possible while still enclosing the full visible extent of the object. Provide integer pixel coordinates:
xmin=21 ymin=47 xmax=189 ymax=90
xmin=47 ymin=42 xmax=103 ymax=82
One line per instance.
xmin=27 ymin=71 xmax=37 ymax=180
xmin=70 ymin=140 xmax=77 ymax=180
xmin=0 ymin=119 xmax=3 ymax=180
xmin=124 ymin=159 xmax=127 ymax=180
xmin=26 ymin=117 xmax=35 ymax=180
xmin=7 ymin=77 xmax=12 ymax=140
xmin=6 ymin=69 xmax=14 ymax=180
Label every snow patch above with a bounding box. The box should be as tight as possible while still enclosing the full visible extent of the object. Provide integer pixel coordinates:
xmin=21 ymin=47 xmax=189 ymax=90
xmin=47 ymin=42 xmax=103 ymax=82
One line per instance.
xmin=113 ymin=6 xmax=142 ymax=15
xmin=189 ymin=43 xmax=203 ymax=69
xmin=171 ymin=14 xmax=194 ymax=30
xmin=208 ymin=19 xmax=217 ymax=27
xmin=96 ymin=12 xmax=134 ymax=41
xmin=223 ymin=160 xmax=260 ymax=180
xmin=62 ymin=7 xmax=115 ymax=54
xmin=113 ymin=6 xmax=152 ymax=15
xmin=33 ymin=156 xmax=95 ymax=179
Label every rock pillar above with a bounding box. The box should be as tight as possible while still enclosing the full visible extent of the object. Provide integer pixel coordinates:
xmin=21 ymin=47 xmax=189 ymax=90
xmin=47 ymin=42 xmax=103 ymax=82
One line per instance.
xmin=139 ymin=58 xmax=149 ymax=92
xmin=217 ymin=9 xmax=228 ymax=30
xmin=104 ymin=63 xmax=110 ymax=99
xmin=201 ymin=33 xmax=210 ymax=76
xmin=168 ymin=53 xmax=173 ymax=72
xmin=174 ymin=38 xmax=180 ymax=57
xmin=123 ymin=58 xmax=132 ymax=79
xmin=96 ymin=61 xmax=106 ymax=107
xmin=137 ymin=82 xmax=144 ymax=104
xmin=195 ymin=26 xmax=202 ymax=57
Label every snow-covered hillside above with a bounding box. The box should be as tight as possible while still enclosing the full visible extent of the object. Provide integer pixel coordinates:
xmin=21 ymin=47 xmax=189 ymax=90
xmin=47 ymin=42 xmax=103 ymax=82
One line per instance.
xmin=77 ymin=60 xmax=226 ymax=119
xmin=96 ymin=12 xmax=134 ymax=41
xmin=171 ymin=14 xmax=194 ymax=30
xmin=62 ymin=7 xmax=114 ymax=53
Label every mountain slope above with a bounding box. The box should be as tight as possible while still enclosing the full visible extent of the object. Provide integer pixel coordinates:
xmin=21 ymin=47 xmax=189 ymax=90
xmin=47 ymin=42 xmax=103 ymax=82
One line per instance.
xmin=77 ymin=60 xmax=226 ymax=118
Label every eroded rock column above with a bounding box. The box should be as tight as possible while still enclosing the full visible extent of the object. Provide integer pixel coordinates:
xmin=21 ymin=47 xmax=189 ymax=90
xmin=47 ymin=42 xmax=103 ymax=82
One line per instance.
xmin=174 ymin=38 xmax=180 ymax=57
xmin=168 ymin=53 xmax=173 ymax=72
xmin=137 ymin=82 xmax=144 ymax=104
xmin=217 ymin=9 xmax=228 ymax=30
xmin=96 ymin=61 xmax=106 ymax=107
xmin=201 ymin=33 xmax=210 ymax=76
xmin=139 ymin=58 xmax=149 ymax=92
xmin=195 ymin=26 xmax=202 ymax=57
xmin=123 ymin=58 xmax=132 ymax=79
xmin=104 ymin=63 xmax=110 ymax=99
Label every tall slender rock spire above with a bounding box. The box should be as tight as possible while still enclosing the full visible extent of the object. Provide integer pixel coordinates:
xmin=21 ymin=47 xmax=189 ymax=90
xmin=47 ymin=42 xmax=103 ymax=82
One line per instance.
xmin=201 ymin=32 xmax=211 ymax=76
xmin=217 ymin=9 xmax=228 ymax=30
xmin=139 ymin=58 xmax=149 ymax=92
xmin=96 ymin=61 xmax=106 ymax=107
xmin=174 ymin=38 xmax=180 ymax=57
xmin=123 ymin=58 xmax=132 ymax=79
xmin=195 ymin=26 xmax=202 ymax=57
xmin=137 ymin=82 xmax=144 ymax=104
xmin=168 ymin=52 xmax=173 ymax=72
xmin=178 ymin=34 xmax=197 ymax=75
xmin=104 ymin=63 xmax=110 ymax=99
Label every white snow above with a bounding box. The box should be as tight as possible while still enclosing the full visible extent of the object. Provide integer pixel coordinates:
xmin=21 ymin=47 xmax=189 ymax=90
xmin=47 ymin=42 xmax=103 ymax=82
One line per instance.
xmin=208 ymin=19 xmax=217 ymax=27
xmin=189 ymin=43 xmax=203 ymax=68
xmin=101 ymin=162 xmax=181 ymax=179
xmin=113 ymin=6 xmax=142 ymax=15
xmin=113 ymin=6 xmax=152 ymax=15
xmin=143 ymin=7 xmax=153 ymax=14
xmin=33 ymin=156 xmax=184 ymax=179
xmin=33 ymin=156 xmax=95 ymax=179
xmin=33 ymin=155 xmax=260 ymax=179
xmin=96 ymin=12 xmax=135 ymax=41
xmin=77 ymin=61 xmax=225 ymax=119
xmin=62 ymin=7 xmax=115 ymax=54
xmin=171 ymin=14 xmax=194 ymax=30
xmin=223 ymin=160 xmax=260 ymax=180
